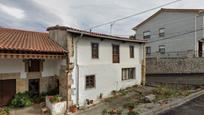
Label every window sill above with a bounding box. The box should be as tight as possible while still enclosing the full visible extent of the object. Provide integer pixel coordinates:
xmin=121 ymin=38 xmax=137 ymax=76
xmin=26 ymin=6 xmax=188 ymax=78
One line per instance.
xmin=122 ymin=79 xmax=135 ymax=82
xmin=85 ymin=87 xmax=96 ymax=91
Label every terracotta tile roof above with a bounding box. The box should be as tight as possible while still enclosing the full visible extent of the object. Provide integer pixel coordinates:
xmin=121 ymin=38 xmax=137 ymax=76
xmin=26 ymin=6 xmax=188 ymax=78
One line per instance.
xmin=0 ymin=27 xmax=66 ymax=53
xmin=47 ymin=25 xmax=147 ymax=43
xmin=133 ymin=8 xmax=204 ymax=30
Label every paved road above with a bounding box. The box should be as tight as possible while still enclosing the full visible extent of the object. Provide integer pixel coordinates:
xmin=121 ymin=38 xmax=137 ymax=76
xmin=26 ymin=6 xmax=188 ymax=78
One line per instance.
xmin=159 ymin=95 xmax=204 ymax=115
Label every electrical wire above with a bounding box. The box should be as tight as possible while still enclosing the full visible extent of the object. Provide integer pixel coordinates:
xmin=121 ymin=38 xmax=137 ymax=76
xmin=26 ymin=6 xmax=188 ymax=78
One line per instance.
xmin=87 ymin=0 xmax=183 ymax=31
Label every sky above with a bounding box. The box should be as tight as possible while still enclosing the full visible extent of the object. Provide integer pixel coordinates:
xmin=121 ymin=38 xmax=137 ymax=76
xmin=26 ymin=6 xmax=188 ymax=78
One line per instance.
xmin=0 ymin=0 xmax=204 ymax=36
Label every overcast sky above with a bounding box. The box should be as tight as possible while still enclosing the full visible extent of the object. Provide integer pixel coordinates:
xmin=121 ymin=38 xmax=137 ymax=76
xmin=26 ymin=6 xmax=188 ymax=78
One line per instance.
xmin=0 ymin=0 xmax=204 ymax=36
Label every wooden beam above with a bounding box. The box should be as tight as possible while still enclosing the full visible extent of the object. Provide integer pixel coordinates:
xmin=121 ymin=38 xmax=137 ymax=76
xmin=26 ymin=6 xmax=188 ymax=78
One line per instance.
xmin=0 ymin=53 xmax=65 ymax=59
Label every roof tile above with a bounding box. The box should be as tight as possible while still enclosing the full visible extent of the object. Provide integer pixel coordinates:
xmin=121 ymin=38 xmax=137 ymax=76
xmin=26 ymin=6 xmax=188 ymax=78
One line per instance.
xmin=0 ymin=28 xmax=66 ymax=53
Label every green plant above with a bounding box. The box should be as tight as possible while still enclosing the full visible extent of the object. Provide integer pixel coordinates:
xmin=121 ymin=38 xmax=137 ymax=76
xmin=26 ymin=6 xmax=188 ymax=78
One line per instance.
xmin=153 ymin=86 xmax=180 ymax=100
xmin=10 ymin=92 xmax=32 ymax=108
xmin=48 ymin=95 xmax=62 ymax=103
xmin=0 ymin=108 xmax=9 ymax=115
xmin=123 ymin=103 xmax=135 ymax=109
xmin=102 ymin=109 xmax=108 ymax=115
xmin=127 ymin=111 xmax=139 ymax=115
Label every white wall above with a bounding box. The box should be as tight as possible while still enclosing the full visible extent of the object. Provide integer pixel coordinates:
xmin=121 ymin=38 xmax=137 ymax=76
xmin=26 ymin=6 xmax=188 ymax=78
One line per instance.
xmin=72 ymin=37 xmax=144 ymax=106
xmin=0 ymin=59 xmax=26 ymax=78
xmin=0 ymin=59 xmax=62 ymax=79
xmin=42 ymin=59 xmax=63 ymax=77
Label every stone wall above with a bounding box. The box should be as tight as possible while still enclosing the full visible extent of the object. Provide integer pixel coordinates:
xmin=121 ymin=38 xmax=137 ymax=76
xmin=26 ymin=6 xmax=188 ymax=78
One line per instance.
xmin=0 ymin=72 xmax=58 ymax=94
xmin=146 ymin=57 xmax=204 ymax=74
xmin=0 ymin=73 xmax=27 ymax=93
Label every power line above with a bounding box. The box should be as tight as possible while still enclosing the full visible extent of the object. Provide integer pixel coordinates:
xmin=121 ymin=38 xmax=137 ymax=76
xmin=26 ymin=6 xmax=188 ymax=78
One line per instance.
xmin=135 ymin=15 xmax=203 ymax=37
xmin=87 ymin=0 xmax=183 ymax=31
xmin=148 ymin=27 xmax=204 ymax=43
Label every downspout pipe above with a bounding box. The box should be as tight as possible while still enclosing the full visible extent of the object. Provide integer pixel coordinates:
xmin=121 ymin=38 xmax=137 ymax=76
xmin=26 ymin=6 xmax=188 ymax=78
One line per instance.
xmin=195 ymin=15 xmax=197 ymax=57
xmin=75 ymin=33 xmax=83 ymax=106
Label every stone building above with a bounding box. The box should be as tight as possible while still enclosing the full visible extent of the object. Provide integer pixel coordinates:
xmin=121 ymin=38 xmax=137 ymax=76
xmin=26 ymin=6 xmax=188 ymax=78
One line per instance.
xmin=0 ymin=28 xmax=67 ymax=106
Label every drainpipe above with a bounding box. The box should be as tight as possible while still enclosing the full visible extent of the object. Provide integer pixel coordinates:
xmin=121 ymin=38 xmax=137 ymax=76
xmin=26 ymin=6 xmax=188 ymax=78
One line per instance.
xmin=195 ymin=15 xmax=198 ymax=57
xmin=75 ymin=33 xmax=83 ymax=106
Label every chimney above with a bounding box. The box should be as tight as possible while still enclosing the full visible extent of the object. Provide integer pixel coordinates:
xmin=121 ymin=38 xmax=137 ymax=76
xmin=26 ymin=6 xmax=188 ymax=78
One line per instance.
xmin=47 ymin=25 xmax=68 ymax=49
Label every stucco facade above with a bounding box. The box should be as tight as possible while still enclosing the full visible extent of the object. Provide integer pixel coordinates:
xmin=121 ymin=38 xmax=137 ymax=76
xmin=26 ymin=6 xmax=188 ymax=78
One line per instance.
xmin=74 ymin=37 xmax=143 ymax=106
xmin=47 ymin=26 xmax=145 ymax=106
xmin=134 ymin=9 xmax=204 ymax=57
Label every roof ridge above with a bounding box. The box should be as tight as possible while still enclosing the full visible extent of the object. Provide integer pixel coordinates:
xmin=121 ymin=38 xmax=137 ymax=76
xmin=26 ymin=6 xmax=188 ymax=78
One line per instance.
xmin=0 ymin=27 xmax=48 ymax=34
xmin=133 ymin=8 xmax=204 ymax=30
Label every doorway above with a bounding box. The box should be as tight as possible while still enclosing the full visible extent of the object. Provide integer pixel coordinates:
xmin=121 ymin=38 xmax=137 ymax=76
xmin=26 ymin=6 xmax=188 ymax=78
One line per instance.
xmin=0 ymin=79 xmax=16 ymax=106
xmin=29 ymin=79 xmax=40 ymax=97
xmin=198 ymin=41 xmax=203 ymax=57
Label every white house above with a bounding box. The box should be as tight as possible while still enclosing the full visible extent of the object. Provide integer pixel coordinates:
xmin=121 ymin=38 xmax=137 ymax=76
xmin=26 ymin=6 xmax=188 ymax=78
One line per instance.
xmin=47 ymin=25 xmax=146 ymax=106
xmin=0 ymin=26 xmax=146 ymax=108
xmin=133 ymin=8 xmax=204 ymax=58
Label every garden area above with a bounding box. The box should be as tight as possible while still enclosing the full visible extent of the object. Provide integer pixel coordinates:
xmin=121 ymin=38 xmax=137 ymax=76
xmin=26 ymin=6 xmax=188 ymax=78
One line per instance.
xmin=0 ymin=87 xmax=66 ymax=115
xmin=78 ymin=84 xmax=203 ymax=115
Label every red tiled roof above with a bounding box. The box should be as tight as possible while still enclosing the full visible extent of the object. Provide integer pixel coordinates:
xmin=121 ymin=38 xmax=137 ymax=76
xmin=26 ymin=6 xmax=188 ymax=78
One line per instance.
xmin=47 ymin=25 xmax=147 ymax=43
xmin=133 ymin=8 xmax=204 ymax=30
xmin=0 ymin=28 xmax=66 ymax=53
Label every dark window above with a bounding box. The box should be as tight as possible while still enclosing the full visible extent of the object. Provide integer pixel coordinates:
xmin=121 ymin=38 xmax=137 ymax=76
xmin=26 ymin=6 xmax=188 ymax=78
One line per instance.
xmin=146 ymin=46 xmax=151 ymax=55
xmin=159 ymin=45 xmax=165 ymax=54
xmin=91 ymin=43 xmax=99 ymax=59
xmin=159 ymin=28 xmax=165 ymax=37
xmin=25 ymin=59 xmax=42 ymax=72
xmin=129 ymin=46 xmax=134 ymax=58
xmin=29 ymin=79 xmax=40 ymax=97
xmin=122 ymin=68 xmax=135 ymax=80
xmin=143 ymin=31 xmax=151 ymax=39
xmin=112 ymin=45 xmax=120 ymax=63
xmin=85 ymin=75 xmax=95 ymax=89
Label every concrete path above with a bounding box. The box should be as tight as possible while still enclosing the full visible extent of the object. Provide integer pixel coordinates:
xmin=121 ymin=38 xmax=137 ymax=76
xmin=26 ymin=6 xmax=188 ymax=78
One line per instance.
xmin=9 ymin=104 xmax=50 ymax=115
xmin=159 ymin=94 xmax=204 ymax=115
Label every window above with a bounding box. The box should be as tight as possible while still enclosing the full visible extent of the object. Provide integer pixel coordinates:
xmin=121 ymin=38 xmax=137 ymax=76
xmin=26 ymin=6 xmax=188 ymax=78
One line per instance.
xmin=159 ymin=28 xmax=165 ymax=37
xmin=25 ymin=59 xmax=42 ymax=72
xmin=112 ymin=45 xmax=120 ymax=63
xmin=91 ymin=43 xmax=99 ymax=59
xmin=159 ymin=45 xmax=165 ymax=54
xmin=143 ymin=31 xmax=151 ymax=39
xmin=129 ymin=45 xmax=134 ymax=58
xmin=122 ymin=68 xmax=135 ymax=80
xmin=146 ymin=46 xmax=151 ymax=55
xmin=85 ymin=75 xmax=95 ymax=89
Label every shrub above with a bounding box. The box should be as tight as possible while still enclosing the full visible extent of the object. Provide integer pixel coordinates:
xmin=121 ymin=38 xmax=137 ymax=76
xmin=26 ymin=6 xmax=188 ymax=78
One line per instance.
xmin=127 ymin=111 xmax=139 ymax=115
xmin=153 ymin=86 xmax=179 ymax=100
xmin=10 ymin=92 xmax=32 ymax=108
xmin=48 ymin=95 xmax=62 ymax=103
xmin=0 ymin=108 xmax=9 ymax=115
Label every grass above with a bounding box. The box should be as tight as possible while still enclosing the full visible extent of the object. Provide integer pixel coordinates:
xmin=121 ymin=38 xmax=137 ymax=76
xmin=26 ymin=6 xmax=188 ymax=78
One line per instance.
xmin=153 ymin=85 xmax=191 ymax=100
